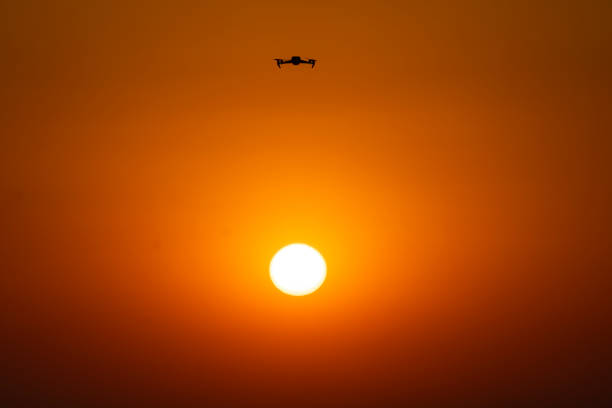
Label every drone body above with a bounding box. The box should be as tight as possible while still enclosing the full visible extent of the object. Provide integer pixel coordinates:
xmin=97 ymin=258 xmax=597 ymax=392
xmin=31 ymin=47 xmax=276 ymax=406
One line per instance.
xmin=274 ymin=56 xmax=317 ymax=68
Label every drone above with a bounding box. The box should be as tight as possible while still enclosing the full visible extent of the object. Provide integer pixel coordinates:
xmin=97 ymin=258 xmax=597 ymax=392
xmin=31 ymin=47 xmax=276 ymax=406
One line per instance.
xmin=274 ymin=56 xmax=317 ymax=68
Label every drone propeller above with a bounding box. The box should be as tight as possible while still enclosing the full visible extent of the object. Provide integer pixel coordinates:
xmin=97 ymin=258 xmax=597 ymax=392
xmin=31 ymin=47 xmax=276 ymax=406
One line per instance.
xmin=309 ymin=59 xmax=316 ymax=68
xmin=273 ymin=58 xmax=283 ymax=68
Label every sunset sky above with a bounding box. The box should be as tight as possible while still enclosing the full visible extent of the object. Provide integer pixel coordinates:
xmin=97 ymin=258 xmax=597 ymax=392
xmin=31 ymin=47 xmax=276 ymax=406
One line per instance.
xmin=2 ymin=1 xmax=611 ymax=406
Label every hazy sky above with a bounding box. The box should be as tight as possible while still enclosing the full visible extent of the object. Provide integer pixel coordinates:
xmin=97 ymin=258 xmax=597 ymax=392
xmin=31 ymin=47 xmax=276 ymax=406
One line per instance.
xmin=2 ymin=1 xmax=611 ymax=406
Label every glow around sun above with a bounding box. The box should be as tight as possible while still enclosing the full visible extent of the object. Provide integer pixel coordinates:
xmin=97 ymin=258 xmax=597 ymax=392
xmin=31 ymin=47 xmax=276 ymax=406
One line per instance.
xmin=270 ymin=243 xmax=326 ymax=296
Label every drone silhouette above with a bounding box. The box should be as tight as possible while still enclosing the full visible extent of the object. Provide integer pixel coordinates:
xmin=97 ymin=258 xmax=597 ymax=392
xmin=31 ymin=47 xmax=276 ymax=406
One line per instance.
xmin=274 ymin=56 xmax=317 ymax=68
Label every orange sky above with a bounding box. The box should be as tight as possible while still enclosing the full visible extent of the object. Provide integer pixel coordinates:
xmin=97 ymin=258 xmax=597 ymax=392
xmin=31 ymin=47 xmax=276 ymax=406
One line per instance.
xmin=2 ymin=1 xmax=611 ymax=406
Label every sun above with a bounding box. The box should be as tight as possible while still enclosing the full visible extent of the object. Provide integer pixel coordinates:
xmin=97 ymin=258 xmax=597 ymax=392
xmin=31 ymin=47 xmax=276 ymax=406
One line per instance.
xmin=270 ymin=243 xmax=327 ymax=296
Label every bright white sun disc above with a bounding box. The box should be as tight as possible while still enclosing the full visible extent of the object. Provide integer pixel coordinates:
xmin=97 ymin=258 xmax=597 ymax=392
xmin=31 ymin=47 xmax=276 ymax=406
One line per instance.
xmin=270 ymin=244 xmax=326 ymax=296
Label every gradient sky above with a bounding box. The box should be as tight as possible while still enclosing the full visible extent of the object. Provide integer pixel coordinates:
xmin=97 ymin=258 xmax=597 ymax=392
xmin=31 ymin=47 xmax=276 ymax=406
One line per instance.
xmin=2 ymin=1 xmax=611 ymax=406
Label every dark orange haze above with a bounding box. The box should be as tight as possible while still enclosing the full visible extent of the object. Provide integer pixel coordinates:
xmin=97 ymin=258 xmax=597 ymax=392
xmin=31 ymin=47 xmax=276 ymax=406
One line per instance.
xmin=2 ymin=1 xmax=611 ymax=406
